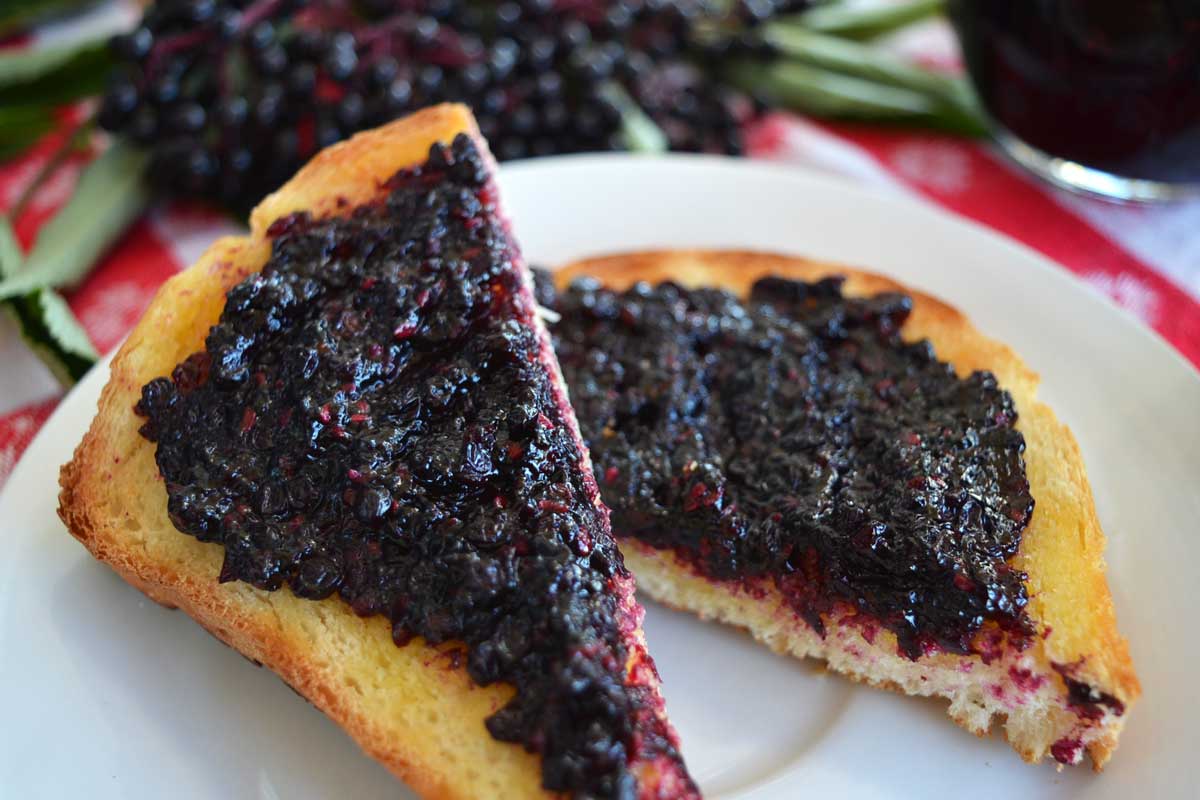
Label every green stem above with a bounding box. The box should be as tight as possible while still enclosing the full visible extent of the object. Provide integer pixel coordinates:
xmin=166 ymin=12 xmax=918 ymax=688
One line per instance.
xmin=0 ymin=141 xmax=150 ymax=300
xmin=0 ymin=218 xmax=97 ymax=385
xmin=0 ymin=106 xmax=54 ymax=161
xmin=0 ymin=37 xmax=114 ymax=107
xmin=760 ymin=23 xmax=988 ymax=136
xmin=8 ymin=119 xmax=93 ymax=226
xmin=765 ymin=23 xmax=948 ymax=94
xmin=598 ymin=82 xmax=669 ymax=153
xmin=0 ymin=0 xmax=102 ymax=36
xmin=784 ymin=0 xmax=945 ymax=40
xmin=730 ymin=60 xmax=986 ymax=136
xmin=731 ymin=60 xmax=938 ymax=118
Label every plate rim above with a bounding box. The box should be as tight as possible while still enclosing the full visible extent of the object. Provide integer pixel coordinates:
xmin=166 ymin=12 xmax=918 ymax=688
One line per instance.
xmin=2 ymin=153 xmax=1196 ymax=797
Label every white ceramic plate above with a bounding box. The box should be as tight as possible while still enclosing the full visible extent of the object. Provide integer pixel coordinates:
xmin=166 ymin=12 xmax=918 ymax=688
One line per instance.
xmin=2 ymin=156 xmax=1197 ymax=799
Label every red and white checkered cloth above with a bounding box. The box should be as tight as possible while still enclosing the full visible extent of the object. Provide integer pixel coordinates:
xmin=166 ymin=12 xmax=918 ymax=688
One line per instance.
xmin=1 ymin=2 xmax=1198 ymax=488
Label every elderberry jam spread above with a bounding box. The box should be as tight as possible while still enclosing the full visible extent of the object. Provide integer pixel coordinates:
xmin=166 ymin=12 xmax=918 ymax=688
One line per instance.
xmin=136 ymin=136 xmax=693 ymax=799
xmin=540 ymin=272 xmax=1036 ymax=660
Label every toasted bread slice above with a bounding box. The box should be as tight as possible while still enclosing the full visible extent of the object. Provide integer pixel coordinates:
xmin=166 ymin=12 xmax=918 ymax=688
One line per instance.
xmin=551 ymin=249 xmax=1139 ymax=770
xmin=57 ymin=106 xmax=695 ymax=800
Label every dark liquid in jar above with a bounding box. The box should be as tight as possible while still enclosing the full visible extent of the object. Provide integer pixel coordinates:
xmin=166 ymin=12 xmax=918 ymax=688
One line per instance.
xmin=948 ymin=0 xmax=1200 ymax=183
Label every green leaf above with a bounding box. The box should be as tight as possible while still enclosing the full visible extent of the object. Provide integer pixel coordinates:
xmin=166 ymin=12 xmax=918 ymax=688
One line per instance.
xmin=0 ymin=105 xmax=55 ymax=161
xmin=0 ymin=38 xmax=99 ymax=88
xmin=787 ymin=0 xmax=945 ymax=40
xmin=3 ymin=288 xmax=98 ymax=384
xmin=34 ymin=287 xmax=98 ymax=359
xmin=755 ymin=24 xmax=989 ymax=136
xmin=0 ymin=38 xmax=114 ymax=107
xmin=0 ymin=104 xmax=56 ymax=129
xmin=0 ymin=141 xmax=150 ymax=301
xmin=0 ymin=217 xmax=98 ymax=385
xmin=731 ymin=60 xmax=939 ymax=118
xmin=765 ymin=23 xmax=955 ymax=96
xmin=0 ymin=0 xmax=101 ymax=37
xmin=0 ymin=216 xmax=22 ymax=278
xmin=598 ymin=82 xmax=669 ymax=153
xmin=6 ymin=119 xmax=93 ymax=221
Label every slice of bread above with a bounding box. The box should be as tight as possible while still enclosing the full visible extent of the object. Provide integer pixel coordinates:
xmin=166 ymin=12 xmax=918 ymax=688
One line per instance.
xmin=57 ymin=106 xmax=694 ymax=800
xmin=552 ymin=249 xmax=1140 ymax=770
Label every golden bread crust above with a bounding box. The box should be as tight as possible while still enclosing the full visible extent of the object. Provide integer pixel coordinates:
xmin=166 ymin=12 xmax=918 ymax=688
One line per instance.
xmin=555 ymin=249 xmax=1139 ymax=768
xmin=59 ymin=105 xmax=560 ymax=800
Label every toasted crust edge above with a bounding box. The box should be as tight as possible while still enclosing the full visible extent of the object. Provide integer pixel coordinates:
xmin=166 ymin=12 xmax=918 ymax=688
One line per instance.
xmin=554 ymin=248 xmax=1140 ymax=768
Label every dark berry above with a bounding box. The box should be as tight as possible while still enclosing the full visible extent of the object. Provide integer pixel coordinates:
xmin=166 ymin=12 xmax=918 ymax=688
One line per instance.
xmin=255 ymin=44 xmax=288 ymax=76
xmin=605 ymin=4 xmax=635 ymax=34
xmin=368 ymin=57 xmax=399 ymax=89
xmin=149 ymin=74 xmax=181 ymax=106
xmin=246 ymin=21 xmax=275 ymax=51
xmin=382 ymin=79 xmax=413 ymax=110
xmin=540 ymin=101 xmax=569 ymax=131
xmin=495 ymin=2 xmax=522 ymax=31
xmin=254 ymin=84 xmax=285 ymax=127
xmin=510 ymin=104 xmax=537 ymax=135
xmin=412 ymin=16 xmax=440 ymax=47
xmin=98 ymin=0 xmax=785 ymax=212
xmin=337 ymin=93 xmax=365 ymax=128
xmin=479 ymin=87 xmax=507 ymax=116
xmin=558 ymin=19 xmax=591 ymax=50
xmin=316 ymin=119 xmax=343 ymax=148
xmin=417 ymin=65 xmax=444 ymax=96
xmin=111 ymin=27 xmax=153 ymax=61
xmin=382 ymin=79 xmax=413 ymax=111
xmin=216 ymin=95 xmax=249 ymax=128
xmin=460 ymin=62 xmax=490 ymax=93
xmin=184 ymin=0 xmax=217 ymax=24
xmin=525 ymin=37 xmax=557 ymax=71
xmin=128 ymin=108 xmax=159 ymax=144
xmin=324 ymin=46 xmax=357 ymax=81
xmin=98 ymin=80 xmax=139 ymax=129
xmin=535 ymin=72 xmax=563 ymax=100
xmin=496 ymin=136 xmax=527 ymax=161
xmin=167 ymin=102 xmax=207 ymax=134
xmin=286 ymin=63 xmax=317 ymax=97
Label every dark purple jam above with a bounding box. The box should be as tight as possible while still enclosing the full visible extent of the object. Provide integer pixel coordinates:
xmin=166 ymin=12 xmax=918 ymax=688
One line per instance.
xmin=1053 ymin=662 xmax=1126 ymax=721
xmin=540 ymin=272 xmax=1036 ymax=660
xmin=135 ymin=136 xmax=694 ymax=800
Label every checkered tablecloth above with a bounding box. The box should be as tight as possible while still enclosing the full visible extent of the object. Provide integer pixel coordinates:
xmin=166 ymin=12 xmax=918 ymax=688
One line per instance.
xmin=1 ymin=1 xmax=1198 ymax=486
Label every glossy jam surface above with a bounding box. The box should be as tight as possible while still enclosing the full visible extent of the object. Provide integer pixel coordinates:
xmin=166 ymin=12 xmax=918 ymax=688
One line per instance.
xmin=136 ymin=137 xmax=691 ymax=799
xmin=542 ymin=273 xmax=1036 ymax=659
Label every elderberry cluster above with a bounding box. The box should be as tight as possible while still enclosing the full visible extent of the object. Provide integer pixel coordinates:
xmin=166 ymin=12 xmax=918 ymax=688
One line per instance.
xmin=97 ymin=0 xmax=810 ymax=212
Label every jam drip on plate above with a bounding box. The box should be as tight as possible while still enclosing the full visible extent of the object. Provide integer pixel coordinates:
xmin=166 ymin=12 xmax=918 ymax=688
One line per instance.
xmin=137 ymin=136 xmax=692 ymax=800
xmin=541 ymin=273 xmax=1036 ymax=659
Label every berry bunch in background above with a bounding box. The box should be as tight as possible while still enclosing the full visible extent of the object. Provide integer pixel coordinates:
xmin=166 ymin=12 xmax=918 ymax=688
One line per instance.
xmin=0 ymin=0 xmax=980 ymax=385
xmin=96 ymin=0 xmax=813 ymax=211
